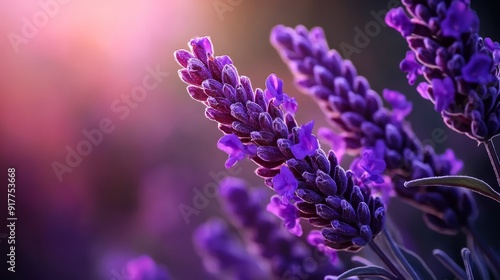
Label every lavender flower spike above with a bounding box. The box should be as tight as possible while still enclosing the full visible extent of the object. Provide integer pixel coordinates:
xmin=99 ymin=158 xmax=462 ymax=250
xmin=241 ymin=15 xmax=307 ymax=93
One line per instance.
xmin=175 ymin=37 xmax=385 ymax=251
xmin=270 ymin=25 xmax=476 ymax=235
xmin=193 ymin=218 xmax=268 ymax=280
xmin=220 ymin=177 xmax=340 ymax=278
xmin=386 ymin=1 xmax=500 ymax=142
xmin=124 ymin=255 xmax=170 ymax=280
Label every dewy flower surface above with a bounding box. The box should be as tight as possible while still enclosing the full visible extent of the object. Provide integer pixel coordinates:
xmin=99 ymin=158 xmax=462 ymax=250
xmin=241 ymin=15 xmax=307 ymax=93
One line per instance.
xmin=386 ymin=0 xmax=500 ymax=142
xmin=270 ymin=25 xmax=477 ymax=235
xmin=175 ymin=37 xmax=385 ymax=251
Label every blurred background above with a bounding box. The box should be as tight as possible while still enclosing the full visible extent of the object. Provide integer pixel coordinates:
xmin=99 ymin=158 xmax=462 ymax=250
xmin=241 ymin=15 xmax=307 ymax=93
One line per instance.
xmin=1 ymin=0 xmax=499 ymax=279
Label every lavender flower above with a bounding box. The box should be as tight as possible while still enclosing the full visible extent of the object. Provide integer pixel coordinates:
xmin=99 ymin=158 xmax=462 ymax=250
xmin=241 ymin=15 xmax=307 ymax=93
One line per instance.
xmin=270 ymin=25 xmax=476 ymax=235
xmin=124 ymin=255 xmax=170 ymax=280
xmin=385 ymin=0 xmax=500 ymax=142
xmin=175 ymin=37 xmax=385 ymax=251
xmin=193 ymin=218 xmax=268 ymax=280
xmin=219 ymin=177 xmax=340 ymax=278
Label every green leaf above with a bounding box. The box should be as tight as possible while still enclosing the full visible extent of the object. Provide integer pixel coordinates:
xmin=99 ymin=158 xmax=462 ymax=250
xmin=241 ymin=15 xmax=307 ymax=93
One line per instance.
xmin=404 ymin=175 xmax=500 ymax=204
xmin=332 ymin=265 xmax=399 ymax=280
xmin=398 ymin=245 xmax=437 ymax=280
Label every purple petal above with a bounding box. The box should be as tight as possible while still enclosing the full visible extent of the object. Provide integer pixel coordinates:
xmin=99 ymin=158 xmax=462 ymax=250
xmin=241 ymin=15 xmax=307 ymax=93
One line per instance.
xmin=462 ymin=53 xmax=493 ymax=83
xmin=400 ymin=51 xmax=422 ymax=85
xmin=441 ymin=1 xmax=478 ymax=39
xmin=431 ymin=77 xmax=455 ymax=112
xmin=306 ymin=230 xmax=339 ymax=264
xmin=217 ymin=134 xmax=256 ymax=168
xmin=266 ymin=195 xmax=302 ymax=236
xmin=417 ymin=82 xmax=430 ymax=100
xmin=385 ymin=7 xmax=414 ymax=37
xmin=291 ymin=121 xmax=319 ymax=159
xmin=265 ymin=73 xmax=284 ymax=102
xmin=272 ymin=166 xmax=298 ymax=203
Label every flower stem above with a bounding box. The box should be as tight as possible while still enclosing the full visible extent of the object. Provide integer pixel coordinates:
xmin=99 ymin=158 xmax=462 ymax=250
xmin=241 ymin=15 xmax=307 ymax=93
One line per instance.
xmin=369 ymin=241 xmax=406 ymax=280
xmin=484 ymin=139 xmax=500 ymax=188
xmin=464 ymin=224 xmax=500 ymax=278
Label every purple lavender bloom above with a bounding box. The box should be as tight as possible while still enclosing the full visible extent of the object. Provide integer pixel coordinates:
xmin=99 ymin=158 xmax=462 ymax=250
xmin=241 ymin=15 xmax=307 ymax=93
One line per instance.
xmin=431 ymin=77 xmax=455 ymax=111
xmin=385 ymin=7 xmax=414 ymax=37
xmin=272 ymin=166 xmax=299 ymax=204
xmin=307 ymin=230 xmax=340 ymax=265
xmin=351 ymin=141 xmax=386 ymax=185
xmin=271 ymin=25 xmax=476 ymax=235
xmin=220 ymin=177 xmax=339 ymax=278
xmin=291 ymin=120 xmax=319 ymax=159
xmin=383 ymin=89 xmax=413 ymax=123
xmin=175 ymin=36 xmax=385 ymax=251
xmin=441 ymin=1 xmax=478 ymax=39
xmin=265 ymin=73 xmax=298 ymax=115
xmin=267 ymin=194 xmax=302 ymax=236
xmin=193 ymin=218 xmax=268 ymax=280
xmin=400 ymin=51 xmax=423 ymax=85
xmin=124 ymin=255 xmax=170 ymax=280
xmin=217 ymin=134 xmax=257 ymax=168
xmin=386 ymin=0 xmax=500 ymax=142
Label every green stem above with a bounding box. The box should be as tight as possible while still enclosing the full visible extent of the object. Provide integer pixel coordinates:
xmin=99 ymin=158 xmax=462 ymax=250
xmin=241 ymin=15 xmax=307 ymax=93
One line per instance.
xmin=484 ymin=139 xmax=500 ymax=189
xmin=369 ymin=241 xmax=406 ymax=280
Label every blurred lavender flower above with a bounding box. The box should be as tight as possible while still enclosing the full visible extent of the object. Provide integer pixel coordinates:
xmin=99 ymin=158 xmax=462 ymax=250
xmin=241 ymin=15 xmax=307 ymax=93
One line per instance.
xmin=175 ymin=37 xmax=385 ymax=251
xmin=386 ymin=0 xmax=500 ymax=142
xmin=219 ymin=177 xmax=340 ymax=278
xmin=270 ymin=25 xmax=476 ymax=235
xmin=123 ymin=255 xmax=170 ymax=280
xmin=193 ymin=218 xmax=268 ymax=280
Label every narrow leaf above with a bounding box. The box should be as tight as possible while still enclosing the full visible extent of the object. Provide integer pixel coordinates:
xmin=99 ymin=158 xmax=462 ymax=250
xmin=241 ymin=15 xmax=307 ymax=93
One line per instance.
xmin=334 ymin=265 xmax=399 ymax=280
xmin=382 ymin=228 xmax=421 ymax=280
xmin=404 ymin=175 xmax=500 ymax=204
xmin=462 ymin=248 xmax=475 ymax=280
xmin=351 ymin=255 xmax=375 ymax=266
xmin=433 ymin=249 xmax=466 ymax=280
xmin=466 ymin=235 xmax=490 ymax=280
xmin=398 ymin=245 xmax=437 ymax=280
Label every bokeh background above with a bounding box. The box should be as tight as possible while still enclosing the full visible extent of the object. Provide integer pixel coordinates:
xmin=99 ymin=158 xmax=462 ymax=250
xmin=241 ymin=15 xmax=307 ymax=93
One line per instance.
xmin=1 ymin=0 xmax=499 ymax=279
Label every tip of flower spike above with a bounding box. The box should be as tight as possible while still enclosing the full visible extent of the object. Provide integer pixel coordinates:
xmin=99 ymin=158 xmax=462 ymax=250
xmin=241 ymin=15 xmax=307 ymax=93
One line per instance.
xmin=189 ymin=37 xmax=214 ymax=64
xmin=270 ymin=25 xmax=294 ymax=49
